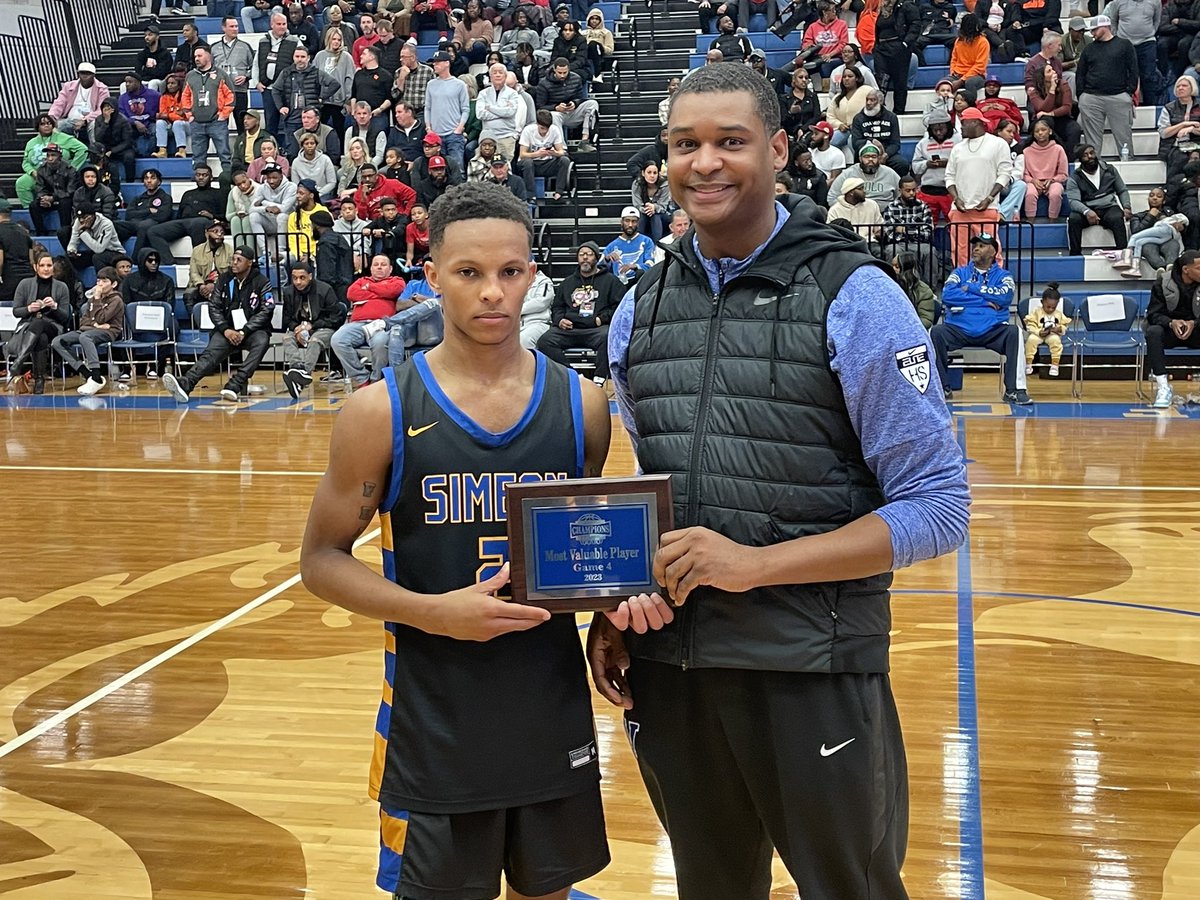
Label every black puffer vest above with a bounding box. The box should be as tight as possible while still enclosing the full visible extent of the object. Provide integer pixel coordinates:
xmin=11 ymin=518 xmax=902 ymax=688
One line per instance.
xmin=625 ymin=196 xmax=894 ymax=673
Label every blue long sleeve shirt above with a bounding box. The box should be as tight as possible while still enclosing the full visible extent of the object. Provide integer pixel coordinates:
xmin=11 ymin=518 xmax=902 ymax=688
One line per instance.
xmin=940 ymin=262 xmax=1015 ymax=338
xmin=608 ymin=205 xmax=970 ymax=569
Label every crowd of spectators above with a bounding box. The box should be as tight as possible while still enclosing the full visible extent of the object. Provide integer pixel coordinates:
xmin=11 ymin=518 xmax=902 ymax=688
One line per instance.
xmin=6 ymin=0 xmax=1200 ymax=409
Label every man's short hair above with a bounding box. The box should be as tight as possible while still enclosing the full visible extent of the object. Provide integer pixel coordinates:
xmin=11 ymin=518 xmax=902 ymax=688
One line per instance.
xmin=536 ymin=109 xmax=553 ymax=127
xmin=668 ymin=61 xmax=781 ymax=136
xmin=899 ymin=174 xmax=917 ymax=187
xmin=222 ymin=15 xmax=238 ymax=24
xmin=552 ymin=56 xmax=570 ymax=69
xmin=354 ymin=100 xmax=372 ymax=111
xmin=361 ymin=163 xmax=378 ymax=173
xmin=143 ymin=167 xmax=162 ymax=180
xmin=194 ymin=163 xmax=212 ymax=174
xmin=427 ymin=181 xmax=533 ymax=254
xmin=290 ymin=260 xmax=313 ymax=274
xmin=96 ymin=266 xmax=119 ymax=282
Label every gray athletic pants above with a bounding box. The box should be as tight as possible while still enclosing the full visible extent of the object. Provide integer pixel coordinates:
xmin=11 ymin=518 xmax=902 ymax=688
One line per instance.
xmin=1077 ymin=92 xmax=1133 ymax=159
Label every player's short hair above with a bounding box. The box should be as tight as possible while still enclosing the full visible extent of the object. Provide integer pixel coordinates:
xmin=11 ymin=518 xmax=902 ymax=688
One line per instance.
xmin=669 ymin=62 xmax=781 ymax=136
xmin=427 ymin=181 xmax=533 ymax=254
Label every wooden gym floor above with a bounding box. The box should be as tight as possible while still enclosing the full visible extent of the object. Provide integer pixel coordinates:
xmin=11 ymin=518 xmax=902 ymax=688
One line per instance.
xmin=1 ymin=373 xmax=1199 ymax=899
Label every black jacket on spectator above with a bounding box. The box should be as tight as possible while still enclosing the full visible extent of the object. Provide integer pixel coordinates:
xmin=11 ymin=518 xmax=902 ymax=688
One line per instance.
xmin=490 ymin=173 xmax=529 ymax=200
xmin=388 ymin=121 xmax=428 ymax=163
xmin=710 ymin=32 xmax=753 ymax=60
xmin=282 ymin=277 xmax=343 ymax=330
xmin=272 ymin=65 xmax=340 ymax=111
xmin=534 ymin=68 xmax=589 ymax=110
xmin=212 ymin=265 xmax=275 ymax=333
xmin=626 ymin=136 xmax=668 ymax=178
xmin=34 ymin=160 xmax=76 ymax=202
xmin=550 ymin=266 xmax=624 ymax=328
xmin=125 ymin=186 xmax=175 ymax=225
xmin=70 ymin=179 xmax=119 ymax=220
xmin=256 ymin=36 xmax=299 ymax=88
xmin=178 ymin=186 xmax=225 ymax=220
xmin=122 ymin=248 xmax=176 ymax=305
xmin=780 ymin=89 xmax=823 ymax=135
xmin=851 ymin=108 xmax=903 ymax=160
xmin=92 ymin=113 xmax=135 ymax=157
xmin=550 ymin=32 xmax=590 ymax=74
xmin=13 ymin=276 xmax=72 ymax=330
xmin=1148 ymin=257 xmax=1200 ymax=328
xmin=791 ymin=170 xmax=829 ymax=208
xmin=135 ymin=44 xmax=174 ymax=83
xmin=174 ymin=38 xmax=203 ymax=72
xmin=1076 ymin=35 xmax=1139 ymax=96
xmin=375 ymin=36 xmax=404 ymax=74
xmin=290 ymin=19 xmax=323 ymax=54
xmin=315 ymin=229 xmax=355 ymax=290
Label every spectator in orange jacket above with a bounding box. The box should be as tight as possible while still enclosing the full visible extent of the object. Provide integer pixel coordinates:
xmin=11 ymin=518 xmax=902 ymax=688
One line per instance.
xmin=155 ymin=72 xmax=191 ymax=158
xmin=181 ymin=44 xmax=234 ymax=172
xmin=950 ymin=14 xmax=991 ymax=94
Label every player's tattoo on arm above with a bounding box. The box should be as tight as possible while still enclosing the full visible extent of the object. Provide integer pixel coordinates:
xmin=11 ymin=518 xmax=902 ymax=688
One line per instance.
xmin=359 ymin=506 xmax=374 ymax=521
xmin=362 ymin=481 xmax=377 ymax=497
xmin=584 ymin=461 xmax=603 ymax=477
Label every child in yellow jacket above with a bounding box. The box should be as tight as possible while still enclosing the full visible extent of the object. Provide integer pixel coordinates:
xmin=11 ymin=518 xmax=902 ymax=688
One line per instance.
xmin=1025 ymin=282 xmax=1071 ymax=377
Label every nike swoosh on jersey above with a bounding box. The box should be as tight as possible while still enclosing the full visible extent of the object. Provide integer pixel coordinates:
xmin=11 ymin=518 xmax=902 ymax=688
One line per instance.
xmin=406 ymin=422 xmax=438 ymax=437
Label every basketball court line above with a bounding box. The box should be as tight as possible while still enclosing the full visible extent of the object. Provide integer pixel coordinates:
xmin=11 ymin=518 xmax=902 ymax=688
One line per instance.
xmin=0 ymin=465 xmax=324 ymax=477
xmin=3 ymin=465 xmax=1199 ymax=494
xmin=956 ymin=419 xmax=986 ymax=899
xmin=0 ymin=527 xmax=381 ymax=761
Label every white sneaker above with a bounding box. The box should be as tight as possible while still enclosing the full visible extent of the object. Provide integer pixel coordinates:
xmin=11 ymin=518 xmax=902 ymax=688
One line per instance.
xmin=1153 ymin=378 xmax=1174 ymax=408
xmin=1048 ymin=364 xmax=1059 ymax=377
xmin=220 ymin=388 xmax=239 ymax=403
xmin=1025 ymin=364 xmax=1033 ymax=375
xmin=146 ymin=369 xmax=158 ymax=379
xmin=77 ymin=377 xmax=106 ymax=395
xmin=162 ymin=372 xmax=190 ymax=403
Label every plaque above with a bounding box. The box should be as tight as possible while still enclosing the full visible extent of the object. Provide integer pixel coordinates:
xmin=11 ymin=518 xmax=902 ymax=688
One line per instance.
xmin=506 ymin=475 xmax=673 ymax=612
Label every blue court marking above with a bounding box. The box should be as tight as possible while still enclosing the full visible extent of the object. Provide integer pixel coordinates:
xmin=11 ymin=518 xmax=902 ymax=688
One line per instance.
xmin=955 ymin=418 xmax=986 ymax=900
xmin=949 ymin=401 xmax=1200 ymax=419
xmin=8 ymin=392 xmax=1199 ymax=421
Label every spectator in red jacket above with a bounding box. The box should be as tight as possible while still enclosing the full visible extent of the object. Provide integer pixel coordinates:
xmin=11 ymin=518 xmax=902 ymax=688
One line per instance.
xmin=331 ymin=253 xmax=407 ymax=388
xmin=353 ymin=163 xmax=418 ymax=222
xmin=977 ymin=75 xmax=1024 ymax=133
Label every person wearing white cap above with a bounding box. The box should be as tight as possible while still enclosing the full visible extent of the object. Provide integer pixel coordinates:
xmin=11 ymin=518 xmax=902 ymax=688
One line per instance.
xmin=1104 ymin=0 xmax=1163 ymax=105
xmin=1076 ymin=15 xmax=1139 ymax=154
xmin=47 ymin=62 xmax=110 ymax=140
xmin=603 ymin=206 xmax=657 ymax=285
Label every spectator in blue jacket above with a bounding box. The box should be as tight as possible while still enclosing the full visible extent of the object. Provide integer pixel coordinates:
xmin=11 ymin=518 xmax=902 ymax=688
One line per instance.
xmin=603 ymin=207 xmax=657 ymax=284
xmin=932 ymin=231 xmax=1032 ymax=404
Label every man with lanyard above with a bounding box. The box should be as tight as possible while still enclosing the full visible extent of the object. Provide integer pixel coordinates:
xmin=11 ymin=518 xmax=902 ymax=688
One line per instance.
xmin=212 ymin=16 xmax=254 ymax=134
xmin=255 ymin=13 xmax=298 ymax=138
xmin=593 ymin=62 xmax=970 ymax=899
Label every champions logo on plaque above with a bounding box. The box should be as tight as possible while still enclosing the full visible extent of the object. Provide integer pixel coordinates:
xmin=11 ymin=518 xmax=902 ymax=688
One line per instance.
xmin=569 ymin=513 xmax=612 ymax=546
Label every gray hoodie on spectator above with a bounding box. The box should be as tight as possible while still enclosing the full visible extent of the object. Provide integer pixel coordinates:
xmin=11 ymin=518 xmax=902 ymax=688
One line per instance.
xmin=1104 ymin=0 xmax=1162 ymax=46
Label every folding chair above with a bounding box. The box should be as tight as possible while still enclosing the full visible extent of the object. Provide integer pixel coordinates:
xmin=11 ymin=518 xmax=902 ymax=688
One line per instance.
xmin=175 ymin=302 xmax=211 ymax=376
xmin=1071 ymin=294 xmax=1141 ymax=398
xmin=110 ymin=301 xmax=177 ymax=387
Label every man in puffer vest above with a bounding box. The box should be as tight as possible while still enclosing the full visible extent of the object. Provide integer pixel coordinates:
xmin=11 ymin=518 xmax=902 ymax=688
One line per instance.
xmin=590 ymin=62 xmax=971 ymax=900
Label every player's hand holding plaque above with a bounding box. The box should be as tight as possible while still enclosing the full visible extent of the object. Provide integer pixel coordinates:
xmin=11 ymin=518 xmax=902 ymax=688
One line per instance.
xmin=505 ymin=475 xmax=673 ymax=612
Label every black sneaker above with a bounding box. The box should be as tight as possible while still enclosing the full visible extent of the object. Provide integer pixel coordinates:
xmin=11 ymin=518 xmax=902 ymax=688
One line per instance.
xmin=1003 ymin=388 xmax=1032 ymax=405
xmin=283 ymin=369 xmax=303 ymax=399
xmin=295 ymin=370 xmax=313 ymax=388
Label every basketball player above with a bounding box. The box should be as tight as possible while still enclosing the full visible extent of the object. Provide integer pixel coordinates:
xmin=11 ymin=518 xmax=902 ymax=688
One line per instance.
xmin=591 ymin=63 xmax=971 ymax=899
xmin=300 ymin=181 xmax=670 ymax=900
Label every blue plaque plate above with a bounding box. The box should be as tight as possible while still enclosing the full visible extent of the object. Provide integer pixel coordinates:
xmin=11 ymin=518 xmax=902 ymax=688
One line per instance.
xmin=506 ymin=475 xmax=673 ymax=612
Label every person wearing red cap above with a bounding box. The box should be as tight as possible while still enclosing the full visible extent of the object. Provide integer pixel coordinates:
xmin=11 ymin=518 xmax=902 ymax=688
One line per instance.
xmin=945 ymin=106 xmax=1011 ymax=265
xmin=807 ymin=120 xmax=847 ymax=181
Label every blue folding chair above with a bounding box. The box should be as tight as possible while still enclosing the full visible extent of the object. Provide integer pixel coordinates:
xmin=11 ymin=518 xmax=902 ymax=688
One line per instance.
xmin=1071 ymin=295 xmax=1142 ymax=398
xmin=175 ymin=302 xmax=211 ymax=376
xmin=110 ymin=301 xmax=177 ymax=386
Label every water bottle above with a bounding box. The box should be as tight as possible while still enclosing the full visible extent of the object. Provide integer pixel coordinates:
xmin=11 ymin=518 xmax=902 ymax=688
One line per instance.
xmin=1120 ymin=143 xmax=1130 ymax=162
xmin=300 ymin=328 xmax=310 ymax=344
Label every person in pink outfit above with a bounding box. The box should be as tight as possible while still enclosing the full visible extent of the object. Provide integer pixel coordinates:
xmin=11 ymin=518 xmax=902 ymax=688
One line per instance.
xmin=1021 ymin=120 xmax=1068 ymax=219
